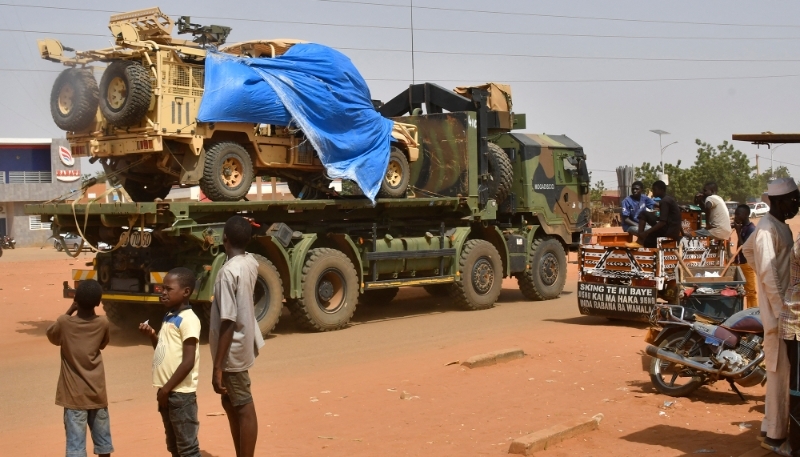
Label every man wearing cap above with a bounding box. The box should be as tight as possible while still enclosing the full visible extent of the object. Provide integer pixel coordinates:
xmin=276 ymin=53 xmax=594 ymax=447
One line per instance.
xmin=742 ymin=177 xmax=800 ymax=454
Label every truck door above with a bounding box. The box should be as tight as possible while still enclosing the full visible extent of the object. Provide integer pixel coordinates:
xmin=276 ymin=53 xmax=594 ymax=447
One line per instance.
xmin=554 ymin=150 xmax=585 ymax=224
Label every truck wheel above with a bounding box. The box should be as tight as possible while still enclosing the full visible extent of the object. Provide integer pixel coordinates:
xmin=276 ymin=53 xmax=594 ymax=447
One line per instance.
xmin=287 ymin=179 xmax=324 ymax=200
xmin=122 ymin=179 xmax=172 ymax=202
xmin=516 ymin=237 xmax=567 ymax=301
xmin=487 ymin=142 xmax=513 ymax=203
xmin=200 ymin=142 xmax=254 ymax=201
xmin=423 ymin=284 xmax=453 ymax=297
xmin=252 ymin=254 xmax=284 ymax=337
xmin=288 ymin=248 xmax=359 ymax=331
xmin=50 ymin=68 xmax=99 ymax=132
xmin=449 ymin=239 xmax=503 ymax=310
xmin=357 ymin=287 xmax=399 ymax=306
xmin=377 ymin=147 xmax=410 ymax=198
xmin=99 ymin=61 xmax=152 ymax=127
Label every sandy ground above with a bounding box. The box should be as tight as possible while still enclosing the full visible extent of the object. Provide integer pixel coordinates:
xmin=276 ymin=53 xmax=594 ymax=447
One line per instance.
xmin=0 ymin=217 xmax=792 ymax=457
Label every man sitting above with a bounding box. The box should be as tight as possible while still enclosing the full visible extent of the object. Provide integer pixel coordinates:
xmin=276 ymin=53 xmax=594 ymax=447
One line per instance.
xmin=621 ymin=181 xmax=655 ymax=235
xmin=694 ymin=181 xmax=733 ymax=241
xmin=628 ymin=180 xmax=683 ymax=248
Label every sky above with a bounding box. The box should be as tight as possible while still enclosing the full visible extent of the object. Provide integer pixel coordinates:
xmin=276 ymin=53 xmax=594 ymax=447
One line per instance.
xmin=1 ymin=0 xmax=800 ymax=190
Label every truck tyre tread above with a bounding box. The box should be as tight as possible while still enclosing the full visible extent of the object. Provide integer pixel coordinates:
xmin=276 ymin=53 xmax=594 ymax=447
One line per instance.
xmin=50 ymin=68 xmax=99 ymax=132
xmin=288 ymin=248 xmax=359 ymax=332
xmin=516 ymin=237 xmax=567 ymax=301
xmin=200 ymin=142 xmax=255 ymax=201
xmin=487 ymin=142 xmax=513 ymax=203
xmin=99 ymin=61 xmax=152 ymax=127
xmin=377 ymin=146 xmax=410 ymax=198
xmin=357 ymin=287 xmax=399 ymax=306
xmin=449 ymin=239 xmax=503 ymax=310
xmin=251 ymin=254 xmax=284 ymax=337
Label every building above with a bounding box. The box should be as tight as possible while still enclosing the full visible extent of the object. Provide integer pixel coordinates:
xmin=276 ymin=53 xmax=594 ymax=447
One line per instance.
xmin=0 ymin=138 xmax=81 ymax=247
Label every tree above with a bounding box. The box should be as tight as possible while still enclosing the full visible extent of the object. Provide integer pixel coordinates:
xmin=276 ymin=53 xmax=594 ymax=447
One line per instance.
xmin=590 ymin=179 xmax=606 ymax=202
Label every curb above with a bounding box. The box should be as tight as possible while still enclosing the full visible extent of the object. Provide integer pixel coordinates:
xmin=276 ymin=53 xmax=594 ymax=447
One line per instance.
xmin=461 ymin=348 xmax=524 ymax=369
xmin=508 ymin=413 xmax=603 ymax=455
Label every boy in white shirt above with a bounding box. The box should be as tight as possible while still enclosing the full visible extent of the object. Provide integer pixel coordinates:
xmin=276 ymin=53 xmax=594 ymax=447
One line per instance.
xmin=139 ymin=267 xmax=201 ymax=457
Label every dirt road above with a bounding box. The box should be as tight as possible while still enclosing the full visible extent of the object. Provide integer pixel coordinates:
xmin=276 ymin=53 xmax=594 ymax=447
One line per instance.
xmin=0 ymin=245 xmax=769 ymax=456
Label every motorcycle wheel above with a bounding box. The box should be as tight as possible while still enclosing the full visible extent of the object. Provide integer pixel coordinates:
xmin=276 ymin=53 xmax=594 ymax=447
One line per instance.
xmin=649 ymin=331 xmax=709 ymax=397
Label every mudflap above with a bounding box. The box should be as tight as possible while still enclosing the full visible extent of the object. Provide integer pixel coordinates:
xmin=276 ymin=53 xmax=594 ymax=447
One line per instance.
xmin=577 ymin=282 xmax=658 ymax=322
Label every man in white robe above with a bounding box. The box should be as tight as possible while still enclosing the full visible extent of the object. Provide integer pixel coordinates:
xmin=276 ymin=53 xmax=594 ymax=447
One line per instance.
xmin=743 ymin=177 xmax=800 ymax=453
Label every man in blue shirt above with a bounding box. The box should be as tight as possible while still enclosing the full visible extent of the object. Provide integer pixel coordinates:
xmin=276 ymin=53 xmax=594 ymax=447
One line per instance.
xmin=621 ymin=181 xmax=655 ymax=234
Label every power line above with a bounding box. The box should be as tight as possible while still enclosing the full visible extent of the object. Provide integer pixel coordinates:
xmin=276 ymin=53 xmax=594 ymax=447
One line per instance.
xmin=312 ymin=0 xmax=800 ymax=29
xmin=3 ymin=4 xmax=800 ymax=41
xmin=366 ymin=74 xmax=800 ymax=83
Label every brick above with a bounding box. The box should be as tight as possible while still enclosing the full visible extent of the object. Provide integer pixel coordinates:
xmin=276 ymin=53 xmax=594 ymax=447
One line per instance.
xmin=461 ymin=348 xmax=524 ymax=368
xmin=508 ymin=413 xmax=603 ymax=455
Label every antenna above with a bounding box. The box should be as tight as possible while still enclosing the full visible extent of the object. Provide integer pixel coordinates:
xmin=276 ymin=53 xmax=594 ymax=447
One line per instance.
xmin=410 ymin=0 xmax=415 ymax=84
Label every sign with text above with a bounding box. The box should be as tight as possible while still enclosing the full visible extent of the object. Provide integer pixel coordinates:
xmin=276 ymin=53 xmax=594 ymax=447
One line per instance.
xmin=56 ymin=169 xmax=81 ymax=182
xmin=577 ymin=282 xmax=658 ymax=321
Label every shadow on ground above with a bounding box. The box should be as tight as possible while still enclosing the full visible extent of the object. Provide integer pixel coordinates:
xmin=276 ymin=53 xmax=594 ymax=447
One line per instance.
xmin=16 ymin=320 xmax=55 ymax=336
xmin=626 ymin=379 xmax=765 ymax=406
xmin=622 ymin=423 xmax=761 ymax=456
xmin=544 ymin=316 xmax=650 ymax=329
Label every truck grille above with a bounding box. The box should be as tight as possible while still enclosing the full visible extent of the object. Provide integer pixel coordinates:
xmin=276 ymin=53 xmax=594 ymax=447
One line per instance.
xmin=163 ymin=65 xmax=204 ymax=97
xmin=296 ymin=141 xmax=315 ymax=165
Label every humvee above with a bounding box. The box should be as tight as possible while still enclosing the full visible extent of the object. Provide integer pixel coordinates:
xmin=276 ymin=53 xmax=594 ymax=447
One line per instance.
xmin=38 ymin=7 xmax=418 ymax=202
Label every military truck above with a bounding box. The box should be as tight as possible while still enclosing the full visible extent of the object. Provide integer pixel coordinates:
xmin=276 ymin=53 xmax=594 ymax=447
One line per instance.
xmin=38 ymin=7 xmax=419 ymax=202
xmin=27 ymin=78 xmax=591 ymax=336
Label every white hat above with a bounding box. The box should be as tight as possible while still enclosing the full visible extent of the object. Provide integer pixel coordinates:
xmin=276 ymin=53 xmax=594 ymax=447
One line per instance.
xmin=767 ymin=177 xmax=798 ymax=196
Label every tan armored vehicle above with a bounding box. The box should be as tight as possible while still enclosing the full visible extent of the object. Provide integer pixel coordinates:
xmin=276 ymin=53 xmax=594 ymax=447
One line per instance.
xmin=38 ymin=7 xmax=418 ymax=201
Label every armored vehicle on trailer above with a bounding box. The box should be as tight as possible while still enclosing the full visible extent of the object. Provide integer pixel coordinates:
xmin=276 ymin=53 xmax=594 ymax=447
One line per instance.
xmin=38 ymin=7 xmax=418 ymax=202
xmin=28 ymin=79 xmax=591 ymax=336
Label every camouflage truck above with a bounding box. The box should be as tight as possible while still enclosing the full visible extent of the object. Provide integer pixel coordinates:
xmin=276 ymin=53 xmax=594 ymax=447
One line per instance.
xmin=26 ymin=82 xmax=591 ymax=336
xmin=38 ymin=7 xmax=418 ymax=202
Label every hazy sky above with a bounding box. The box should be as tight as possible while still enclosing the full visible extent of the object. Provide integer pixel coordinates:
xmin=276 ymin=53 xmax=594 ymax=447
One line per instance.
xmin=2 ymin=0 xmax=800 ymax=188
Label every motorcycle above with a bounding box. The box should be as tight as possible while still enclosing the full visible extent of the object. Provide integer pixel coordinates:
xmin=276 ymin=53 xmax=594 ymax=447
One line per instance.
xmin=1 ymin=235 xmax=15 ymax=249
xmin=644 ymin=304 xmax=766 ymax=398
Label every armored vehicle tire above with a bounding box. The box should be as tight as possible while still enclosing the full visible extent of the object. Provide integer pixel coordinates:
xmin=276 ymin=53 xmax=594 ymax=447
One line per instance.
xmin=288 ymin=248 xmax=359 ymax=332
xmin=200 ymin=142 xmax=254 ymax=201
xmin=517 ymin=237 xmax=566 ymax=301
xmin=252 ymin=254 xmax=284 ymax=337
xmin=50 ymin=68 xmax=99 ymax=132
xmin=357 ymin=287 xmax=399 ymax=306
xmin=449 ymin=239 xmax=503 ymax=311
xmin=377 ymin=147 xmax=410 ymax=198
xmin=649 ymin=331 xmax=708 ymax=397
xmin=122 ymin=179 xmax=172 ymax=202
xmin=423 ymin=283 xmax=453 ymax=297
xmin=287 ymin=179 xmax=325 ymax=200
xmin=487 ymin=142 xmax=513 ymax=203
xmin=99 ymin=61 xmax=152 ymax=127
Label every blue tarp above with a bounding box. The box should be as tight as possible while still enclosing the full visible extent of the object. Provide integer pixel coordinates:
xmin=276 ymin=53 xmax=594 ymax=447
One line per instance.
xmin=197 ymin=43 xmax=394 ymax=202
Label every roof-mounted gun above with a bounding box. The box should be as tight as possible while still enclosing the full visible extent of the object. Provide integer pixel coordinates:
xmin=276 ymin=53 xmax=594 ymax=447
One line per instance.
xmin=176 ymin=16 xmax=231 ymax=47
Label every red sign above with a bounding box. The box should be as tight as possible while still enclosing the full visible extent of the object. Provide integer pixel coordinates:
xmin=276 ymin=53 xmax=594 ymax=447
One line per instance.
xmin=59 ymin=146 xmax=74 ymax=167
xmin=56 ymin=169 xmax=81 ymax=182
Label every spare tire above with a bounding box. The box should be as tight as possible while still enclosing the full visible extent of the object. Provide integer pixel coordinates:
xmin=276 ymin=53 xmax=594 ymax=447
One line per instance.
xmin=377 ymin=146 xmax=410 ymax=198
xmin=99 ymin=60 xmax=152 ymax=127
xmin=487 ymin=142 xmax=513 ymax=203
xmin=50 ymin=68 xmax=99 ymax=132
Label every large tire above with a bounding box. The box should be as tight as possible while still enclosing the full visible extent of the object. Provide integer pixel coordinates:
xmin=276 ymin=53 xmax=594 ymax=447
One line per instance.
xmin=287 ymin=179 xmax=324 ymax=200
xmin=357 ymin=287 xmax=399 ymax=306
xmin=200 ymin=142 xmax=254 ymax=201
xmin=516 ymin=237 xmax=567 ymax=301
xmin=649 ymin=331 xmax=709 ymax=397
xmin=377 ymin=147 xmax=410 ymax=198
xmin=50 ymin=68 xmax=99 ymax=132
xmin=423 ymin=283 xmax=453 ymax=297
xmin=487 ymin=142 xmax=513 ymax=203
xmin=288 ymin=248 xmax=359 ymax=331
xmin=252 ymin=254 xmax=284 ymax=337
xmin=449 ymin=239 xmax=503 ymax=310
xmin=121 ymin=179 xmax=172 ymax=202
xmin=99 ymin=60 xmax=152 ymax=127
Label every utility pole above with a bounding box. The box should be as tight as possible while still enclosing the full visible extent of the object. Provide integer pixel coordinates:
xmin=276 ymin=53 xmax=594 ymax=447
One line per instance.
xmin=756 ymin=154 xmax=760 ymax=175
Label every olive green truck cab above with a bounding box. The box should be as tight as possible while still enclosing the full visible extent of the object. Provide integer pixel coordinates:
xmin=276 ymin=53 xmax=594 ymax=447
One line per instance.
xmin=28 ymin=82 xmax=590 ymax=337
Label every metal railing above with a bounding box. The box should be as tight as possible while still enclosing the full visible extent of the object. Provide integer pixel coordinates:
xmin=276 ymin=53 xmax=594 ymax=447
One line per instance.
xmin=8 ymin=171 xmax=52 ymax=184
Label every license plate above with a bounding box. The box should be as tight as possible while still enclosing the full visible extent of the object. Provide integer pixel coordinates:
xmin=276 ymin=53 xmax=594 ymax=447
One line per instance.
xmin=644 ymin=327 xmax=660 ymax=344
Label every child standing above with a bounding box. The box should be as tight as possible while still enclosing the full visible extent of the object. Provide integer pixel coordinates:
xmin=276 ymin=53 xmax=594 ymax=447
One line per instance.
xmin=139 ymin=267 xmax=202 ymax=457
xmin=46 ymin=279 xmax=114 ymax=457
xmin=210 ymin=215 xmax=264 ymax=457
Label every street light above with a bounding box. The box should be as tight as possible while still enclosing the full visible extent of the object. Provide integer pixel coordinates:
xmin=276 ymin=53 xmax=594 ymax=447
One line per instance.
xmin=650 ymin=130 xmax=677 ymax=184
xmin=770 ymin=143 xmax=787 ymax=179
